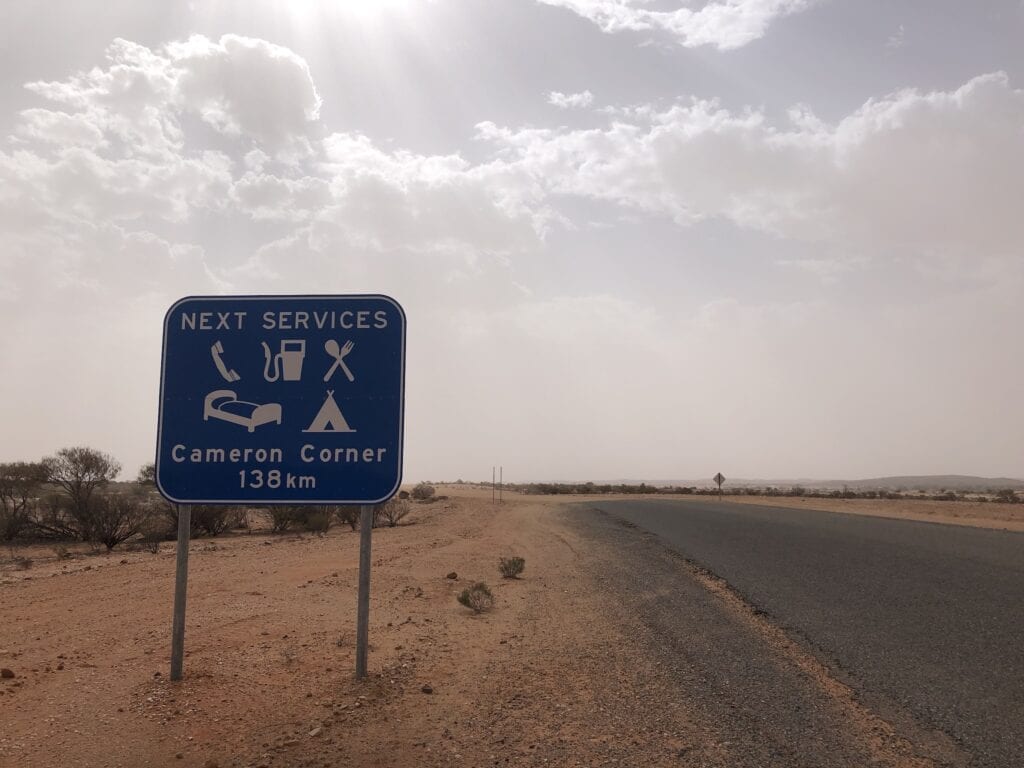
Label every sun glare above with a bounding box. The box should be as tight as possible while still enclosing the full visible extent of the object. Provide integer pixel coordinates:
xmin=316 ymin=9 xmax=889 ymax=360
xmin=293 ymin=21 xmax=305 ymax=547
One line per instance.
xmin=286 ymin=0 xmax=420 ymax=22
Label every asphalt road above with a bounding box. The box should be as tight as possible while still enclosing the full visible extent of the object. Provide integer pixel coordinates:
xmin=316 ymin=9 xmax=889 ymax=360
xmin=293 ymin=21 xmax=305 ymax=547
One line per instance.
xmin=586 ymin=499 xmax=1024 ymax=768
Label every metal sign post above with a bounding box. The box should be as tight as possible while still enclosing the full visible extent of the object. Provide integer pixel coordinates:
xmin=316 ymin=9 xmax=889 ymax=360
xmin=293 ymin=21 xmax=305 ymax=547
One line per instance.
xmin=156 ymin=295 xmax=405 ymax=681
xmin=354 ymin=504 xmax=373 ymax=679
xmin=714 ymin=472 xmax=726 ymax=500
xmin=170 ymin=504 xmax=191 ymax=681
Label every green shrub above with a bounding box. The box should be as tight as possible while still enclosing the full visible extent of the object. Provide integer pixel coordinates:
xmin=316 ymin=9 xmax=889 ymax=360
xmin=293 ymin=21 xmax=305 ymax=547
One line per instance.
xmin=457 ymin=582 xmax=494 ymax=614
xmin=498 ymin=556 xmax=525 ymax=579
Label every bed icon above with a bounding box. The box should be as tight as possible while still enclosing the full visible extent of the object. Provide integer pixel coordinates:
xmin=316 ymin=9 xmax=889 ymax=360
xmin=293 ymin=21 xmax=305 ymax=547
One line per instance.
xmin=203 ymin=389 xmax=282 ymax=432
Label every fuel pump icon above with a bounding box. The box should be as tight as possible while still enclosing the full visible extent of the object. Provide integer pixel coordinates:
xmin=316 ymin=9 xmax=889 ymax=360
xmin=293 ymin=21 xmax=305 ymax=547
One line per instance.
xmin=262 ymin=340 xmax=306 ymax=382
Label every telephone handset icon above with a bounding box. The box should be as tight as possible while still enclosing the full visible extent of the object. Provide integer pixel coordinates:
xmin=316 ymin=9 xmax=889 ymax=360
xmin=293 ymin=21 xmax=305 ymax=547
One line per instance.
xmin=210 ymin=341 xmax=241 ymax=383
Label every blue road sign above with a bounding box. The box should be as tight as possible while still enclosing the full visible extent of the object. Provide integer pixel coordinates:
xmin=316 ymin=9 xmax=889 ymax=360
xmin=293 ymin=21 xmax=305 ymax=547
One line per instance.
xmin=156 ymin=295 xmax=405 ymax=504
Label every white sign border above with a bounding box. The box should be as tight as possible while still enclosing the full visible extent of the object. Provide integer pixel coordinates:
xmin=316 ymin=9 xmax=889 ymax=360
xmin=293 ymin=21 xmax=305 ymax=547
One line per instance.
xmin=155 ymin=293 xmax=406 ymax=506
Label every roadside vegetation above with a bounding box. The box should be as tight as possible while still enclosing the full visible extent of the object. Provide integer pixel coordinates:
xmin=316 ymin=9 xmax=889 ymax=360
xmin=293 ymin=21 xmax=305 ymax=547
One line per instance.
xmin=457 ymin=582 xmax=494 ymax=614
xmin=507 ymin=481 xmax=1020 ymax=503
xmin=0 ymin=447 xmax=421 ymax=558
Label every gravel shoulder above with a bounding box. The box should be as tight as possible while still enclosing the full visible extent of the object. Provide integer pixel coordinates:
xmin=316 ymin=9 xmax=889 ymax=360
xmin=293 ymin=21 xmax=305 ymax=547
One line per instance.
xmin=1 ymin=488 xmax=957 ymax=767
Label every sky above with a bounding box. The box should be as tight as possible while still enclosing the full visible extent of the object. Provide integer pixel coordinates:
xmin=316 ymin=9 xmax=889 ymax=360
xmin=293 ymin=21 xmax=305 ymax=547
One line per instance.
xmin=1 ymin=0 xmax=1023 ymax=484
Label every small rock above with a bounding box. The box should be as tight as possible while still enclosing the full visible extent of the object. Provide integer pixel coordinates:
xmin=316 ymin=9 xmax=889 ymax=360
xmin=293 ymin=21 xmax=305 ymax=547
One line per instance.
xmin=446 ymin=572 xmax=458 ymax=580
xmin=175 ymin=753 xmax=183 ymax=760
xmin=154 ymin=671 xmax=162 ymax=678
xmin=308 ymin=727 xmax=322 ymax=737
xmin=56 ymin=663 xmax=64 ymax=670
xmin=420 ymin=684 xmax=433 ymax=694
xmin=1 ymin=669 xmax=14 ymax=679
xmin=120 ymin=559 xmax=128 ymax=565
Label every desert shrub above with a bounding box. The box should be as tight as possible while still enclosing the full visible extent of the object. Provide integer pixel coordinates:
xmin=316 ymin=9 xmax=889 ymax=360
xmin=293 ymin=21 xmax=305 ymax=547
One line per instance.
xmin=192 ymin=505 xmax=243 ymax=536
xmin=335 ymin=506 xmax=386 ymax=530
xmin=88 ymin=493 xmax=148 ymax=551
xmin=303 ymin=507 xmax=333 ymax=534
xmin=138 ymin=515 xmax=170 ymax=553
xmin=498 ymin=556 xmax=525 ymax=579
xmin=457 ymin=582 xmax=494 ymax=614
xmin=398 ymin=490 xmax=410 ymax=500
xmin=52 ymin=545 xmax=72 ymax=560
xmin=268 ymin=506 xmax=306 ymax=533
xmin=376 ymin=498 xmax=411 ymax=527
xmin=411 ymin=482 xmax=435 ymax=501
xmin=994 ymin=489 xmax=1019 ymax=504
xmin=28 ymin=493 xmax=79 ymax=540
xmin=335 ymin=507 xmax=361 ymax=530
xmin=0 ymin=461 xmax=48 ymax=541
xmin=14 ymin=555 xmax=33 ymax=570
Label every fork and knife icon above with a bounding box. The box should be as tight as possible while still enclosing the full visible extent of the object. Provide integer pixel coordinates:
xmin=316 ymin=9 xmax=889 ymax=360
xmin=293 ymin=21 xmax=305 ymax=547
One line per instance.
xmin=323 ymin=339 xmax=356 ymax=382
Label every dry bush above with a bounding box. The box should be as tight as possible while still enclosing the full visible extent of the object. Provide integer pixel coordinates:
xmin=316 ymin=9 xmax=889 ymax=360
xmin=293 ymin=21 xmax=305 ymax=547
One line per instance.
xmin=457 ymin=582 xmax=494 ymax=614
xmin=335 ymin=507 xmax=361 ymax=530
xmin=14 ymin=555 xmax=33 ymax=570
xmin=411 ymin=482 xmax=435 ymax=501
xmin=303 ymin=507 xmax=333 ymax=534
xmin=0 ymin=461 xmax=48 ymax=541
xmin=376 ymin=498 xmax=411 ymax=527
xmin=499 ymin=556 xmax=525 ymax=579
xmin=335 ymin=506 xmax=386 ymax=530
xmin=268 ymin=506 xmax=306 ymax=533
xmin=192 ymin=505 xmax=243 ymax=536
xmin=88 ymin=493 xmax=148 ymax=551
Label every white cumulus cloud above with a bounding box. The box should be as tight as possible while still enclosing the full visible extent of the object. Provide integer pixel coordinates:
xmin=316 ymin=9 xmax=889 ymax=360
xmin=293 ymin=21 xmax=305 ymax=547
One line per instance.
xmin=547 ymin=90 xmax=595 ymax=109
xmin=537 ymin=0 xmax=824 ymax=50
xmin=477 ymin=72 xmax=1024 ymax=264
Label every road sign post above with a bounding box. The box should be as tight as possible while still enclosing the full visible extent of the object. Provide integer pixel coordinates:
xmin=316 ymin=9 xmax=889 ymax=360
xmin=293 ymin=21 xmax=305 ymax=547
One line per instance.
xmin=354 ymin=504 xmax=373 ymax=679
xmin=714 ymin=472 xmax=725 ymax=500
xmin=169 ymin=504 xmax=191 ymax=681
xmin=157 ymin=295 xmax=405 ymax=681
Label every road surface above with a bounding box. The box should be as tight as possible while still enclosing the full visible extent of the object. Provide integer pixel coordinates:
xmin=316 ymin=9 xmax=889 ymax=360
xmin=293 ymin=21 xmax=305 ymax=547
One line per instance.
xmin=581 ymin=498 xmax=1024 ymax=768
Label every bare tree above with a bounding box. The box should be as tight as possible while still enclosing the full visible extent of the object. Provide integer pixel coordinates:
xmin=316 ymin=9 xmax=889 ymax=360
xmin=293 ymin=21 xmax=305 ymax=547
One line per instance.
xmin=43 ymin=447 xmax=121 ymax=539
xmin=0 ymin=462 xmax=48 ymax=541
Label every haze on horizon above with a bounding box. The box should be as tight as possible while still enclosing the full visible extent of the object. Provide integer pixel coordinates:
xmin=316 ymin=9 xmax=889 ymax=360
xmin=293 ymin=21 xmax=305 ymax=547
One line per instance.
xmin=1 ymin=0 xmax=1022 ymax=484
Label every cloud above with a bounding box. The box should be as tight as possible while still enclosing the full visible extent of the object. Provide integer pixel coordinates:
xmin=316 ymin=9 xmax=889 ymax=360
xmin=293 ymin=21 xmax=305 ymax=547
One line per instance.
xmin=24 ymin=35 xmax=321 ymax=157
xmin=537 ymin=0 xmax=824 ymax=50
xmin=167 ymin=35 xmax=322 ymax=148
xmin=476 ymin=72 xmax=1024 ymax=264
xmin=547 ymin=90 xmax=595 ymax=109
xmin=886 ymin=23 xmax=906 ymax=50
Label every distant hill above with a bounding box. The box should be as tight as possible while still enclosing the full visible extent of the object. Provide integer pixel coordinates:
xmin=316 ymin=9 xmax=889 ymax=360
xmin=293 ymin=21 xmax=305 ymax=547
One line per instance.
xmin=821 ymin=475 xmax=1024 ymax=492
xmin=610 ymin=475 xmax=1024 ymax=492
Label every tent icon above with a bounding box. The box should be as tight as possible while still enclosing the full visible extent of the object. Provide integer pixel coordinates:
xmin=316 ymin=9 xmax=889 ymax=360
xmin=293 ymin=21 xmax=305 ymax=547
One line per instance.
xmin=303 ymin=390 xmax=356 ymax=433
